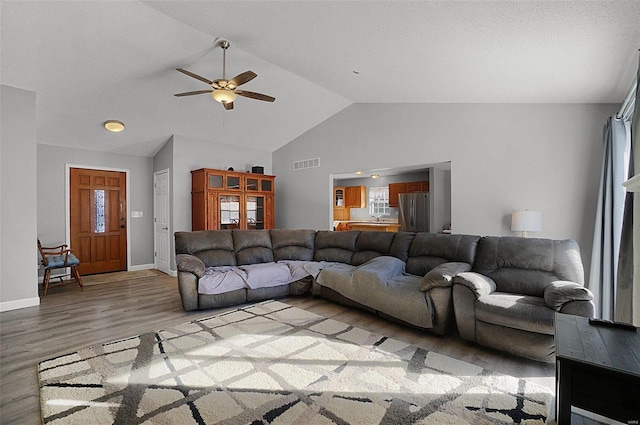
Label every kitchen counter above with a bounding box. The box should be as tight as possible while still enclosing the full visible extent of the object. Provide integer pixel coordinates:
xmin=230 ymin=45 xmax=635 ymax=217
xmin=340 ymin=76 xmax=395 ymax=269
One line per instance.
xmin=335 ymin=221 xmax=401 ymax=232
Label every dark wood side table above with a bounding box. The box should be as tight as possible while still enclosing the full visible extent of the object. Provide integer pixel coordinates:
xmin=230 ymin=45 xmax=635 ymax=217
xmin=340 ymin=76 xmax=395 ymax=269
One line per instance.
xmin=555 ymin=313 xmax=640 ymax=424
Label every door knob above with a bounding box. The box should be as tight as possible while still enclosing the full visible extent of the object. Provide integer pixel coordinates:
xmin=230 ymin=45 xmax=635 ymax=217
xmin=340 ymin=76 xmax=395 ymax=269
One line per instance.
xmin=120 ymin=225 xmax=126 ymax=228
xmin=162 ymin=227 xmax=168 ymax=230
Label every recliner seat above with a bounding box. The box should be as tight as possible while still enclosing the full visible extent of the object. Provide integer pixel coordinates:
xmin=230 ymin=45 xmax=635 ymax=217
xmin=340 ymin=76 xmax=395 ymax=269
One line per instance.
xmin=452 ymin=236 xmax=594 ymax=362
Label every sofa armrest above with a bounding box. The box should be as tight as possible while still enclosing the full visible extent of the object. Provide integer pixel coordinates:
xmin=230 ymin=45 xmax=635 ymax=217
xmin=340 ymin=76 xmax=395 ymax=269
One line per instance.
xmin=176 ymin=254 xmax=206 ymax=278
xmin=544 ymin=280 xmax=594 ymax=311
xmin=453 ymin=272 xmax=496 ymax=299
xmin=420 ymin=262 xmax=471 ymax=292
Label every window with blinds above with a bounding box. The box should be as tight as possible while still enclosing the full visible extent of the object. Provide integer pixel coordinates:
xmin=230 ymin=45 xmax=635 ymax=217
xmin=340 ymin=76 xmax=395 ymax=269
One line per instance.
xmin=369 ymin=186 xmax=390 ymax=216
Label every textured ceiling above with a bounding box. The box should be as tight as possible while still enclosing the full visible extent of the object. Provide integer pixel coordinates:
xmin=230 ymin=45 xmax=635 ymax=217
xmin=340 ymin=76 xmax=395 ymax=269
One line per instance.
xmin=2 ymin=1 xmax=639 ymax=157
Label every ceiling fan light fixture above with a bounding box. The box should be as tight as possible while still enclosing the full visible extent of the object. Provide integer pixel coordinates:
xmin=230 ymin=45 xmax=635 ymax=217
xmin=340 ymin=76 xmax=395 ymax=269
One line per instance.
xmin=104 ymin=120 xmax=125 ymax=132
xmin=212 ymin=89 xmax=236 ymax=104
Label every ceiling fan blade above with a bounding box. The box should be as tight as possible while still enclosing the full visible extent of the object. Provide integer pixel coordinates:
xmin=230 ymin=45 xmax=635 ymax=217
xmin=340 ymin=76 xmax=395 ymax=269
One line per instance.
xmin=174 ymin=90 xmax=213 ymax=97
xmin=235 ymin=90 xmax=275 ymax=102
xmin=223 ymin=101 xmax=234 ymax=110
xmin=228 ymin=71 xmax=257 ymax=89
xmin=176 ymin=68 xmax=213 ymax=85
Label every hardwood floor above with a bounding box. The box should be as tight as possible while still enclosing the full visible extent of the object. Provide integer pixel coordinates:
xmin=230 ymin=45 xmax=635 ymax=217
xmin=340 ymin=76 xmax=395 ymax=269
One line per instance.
xmin=0 ymin=273 xmax=556 ymax=425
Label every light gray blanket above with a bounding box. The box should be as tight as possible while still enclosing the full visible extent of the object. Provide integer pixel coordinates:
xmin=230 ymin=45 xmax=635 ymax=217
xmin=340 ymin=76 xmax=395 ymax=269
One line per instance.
xmin=316 ymin=256 xmax=434 ymax=329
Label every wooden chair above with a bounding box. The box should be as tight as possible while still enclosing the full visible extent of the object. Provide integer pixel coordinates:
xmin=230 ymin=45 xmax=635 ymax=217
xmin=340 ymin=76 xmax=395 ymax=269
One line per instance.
xmin=37 ymin=239 xmax=83 ymax=296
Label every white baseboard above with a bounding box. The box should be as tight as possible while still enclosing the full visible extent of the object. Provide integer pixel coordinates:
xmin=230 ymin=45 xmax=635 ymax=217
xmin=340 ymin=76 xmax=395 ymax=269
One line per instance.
xmin=0 ymin=296 xmax=40 ymax=312
xmin=38 ymin=264 xmax=156 ymax=282
xmin=129 ymin=264 xmax=154 ymax=272
xmin=167 ymin=269 xmax=177 ymax=277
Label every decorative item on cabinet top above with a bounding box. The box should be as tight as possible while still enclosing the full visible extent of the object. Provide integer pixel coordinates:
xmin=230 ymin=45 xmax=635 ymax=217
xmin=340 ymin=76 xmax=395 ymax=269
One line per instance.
xmin=191 ymin=168 xmax=275 ymax=231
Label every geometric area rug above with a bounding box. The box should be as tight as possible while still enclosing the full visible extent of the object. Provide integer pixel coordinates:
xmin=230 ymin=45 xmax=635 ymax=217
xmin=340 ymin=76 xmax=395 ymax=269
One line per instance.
xmin=38 ymin=300 xmax=553 ymax=424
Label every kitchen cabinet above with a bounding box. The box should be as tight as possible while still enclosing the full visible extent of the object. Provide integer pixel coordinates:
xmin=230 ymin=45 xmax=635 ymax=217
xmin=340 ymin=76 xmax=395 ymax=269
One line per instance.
xmin=192 ymin=168 xmax=275 ymax=230
xmin=406 ymin=181 xmax=429 ymax=193
xmin=389 ymin=183 xmax=405 ymax=208
xmin=388 ymin=181 xmax=429 ymax=207
xmin=333 ymin=186 xmax=350 ymax=220
xmin=345 ymin=185 xmax=366 ymax=208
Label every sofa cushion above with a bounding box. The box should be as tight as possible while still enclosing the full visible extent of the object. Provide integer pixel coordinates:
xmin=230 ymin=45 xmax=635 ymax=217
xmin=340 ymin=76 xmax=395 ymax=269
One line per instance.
xmin=175 ymin=230 xmax=236 ymax=267
xmin=270 ymin=229 xmax=316 ymax=261
xmin=238 ymin=263 xmax=292 ymax=289
xmin=316 ymin=263 xmax=357 ymax=293
xmin=278 ymin=260 xmax=313 ymax=281
xmin=314 ymin=231 xmax=359 ymax=263
xmin=473 ymin=237 xmax=584 ymax=297
xmin=351 ymin=231 xmax=395 ymax=265
xmin=372 ymin=274 xmax=434 ymax=329
xmin=198 ymin=266 xmax=247 ymax=295
xmin=475 ymin=293 xmax=555 ymax=335
xmin=233 ymin=229 xmax=274 ymax=265
xmin=354 ymin=256 xmax=406 ymax=282
xmin=406 ymin=233 xmax=479 ymax=276
xmin=388 ymin=231 xmax=415 ymax=262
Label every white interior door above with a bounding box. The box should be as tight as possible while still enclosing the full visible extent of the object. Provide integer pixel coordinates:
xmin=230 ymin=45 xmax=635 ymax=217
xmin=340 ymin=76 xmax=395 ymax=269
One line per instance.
xmin=154 ymin=170 xmax=170 ymax=274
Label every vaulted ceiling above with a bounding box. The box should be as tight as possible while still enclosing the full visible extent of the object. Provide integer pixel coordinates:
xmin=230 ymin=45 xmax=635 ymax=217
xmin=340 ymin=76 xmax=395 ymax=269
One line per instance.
xmin=2 ymin=1 xmax=639 ymax=157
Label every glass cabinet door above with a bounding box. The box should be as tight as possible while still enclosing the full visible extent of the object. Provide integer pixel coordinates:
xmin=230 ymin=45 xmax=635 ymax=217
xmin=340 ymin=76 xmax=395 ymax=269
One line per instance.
xmin=219 ymin=194 xmax=241 ymax=229
xmin=260 ymin=179 xmax=272 ymax=192
xmin=245 ymin=195 xmax=265 ymax=229
xmin=208 ymin=173 xmax=223 ymax=189
xmin=335 ymin=188 xmax=345 ymax=207
xmin=246 ymin=177 xmax=259 ymax=191
xmin=226 ymin=175 xmax=241 ymax=190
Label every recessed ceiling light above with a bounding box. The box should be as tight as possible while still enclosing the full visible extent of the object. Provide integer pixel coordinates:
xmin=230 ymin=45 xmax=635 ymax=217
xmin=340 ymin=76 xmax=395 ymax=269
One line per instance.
xmin=355 ymin=171 xmax=363 ymax=175
xmin=104 ymin=120 xmax=125 ymax=132
xmin=371 ymin=174 xmax=380 ymax=179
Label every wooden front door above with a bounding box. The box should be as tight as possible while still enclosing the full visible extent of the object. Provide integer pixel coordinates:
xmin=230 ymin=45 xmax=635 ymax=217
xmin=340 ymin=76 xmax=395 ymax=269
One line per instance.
xmin=70 ymin=168 xmax=127 ymax=275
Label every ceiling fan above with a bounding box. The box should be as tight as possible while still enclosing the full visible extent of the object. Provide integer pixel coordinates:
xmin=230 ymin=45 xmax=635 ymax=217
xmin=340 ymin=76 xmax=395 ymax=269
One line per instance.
xmin=174 ymin=40 xmax=275 ymax=110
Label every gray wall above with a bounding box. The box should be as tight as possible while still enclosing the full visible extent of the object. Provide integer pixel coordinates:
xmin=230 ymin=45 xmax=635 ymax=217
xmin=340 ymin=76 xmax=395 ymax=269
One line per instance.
xmin=37 ymin=144 xmax=155 ymax=267
xmin=153 ymin=134 xmax=272 ymax=271
xmin=1 ymin=85 xmax=39 ymax=310
xmin=274 ymin=103 xmax=618 ymax=277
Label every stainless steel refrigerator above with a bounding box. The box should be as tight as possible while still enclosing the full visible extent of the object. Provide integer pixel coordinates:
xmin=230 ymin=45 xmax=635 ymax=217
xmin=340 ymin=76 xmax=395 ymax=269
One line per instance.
xmin=398 ymin=192 xmax=430 ymax=232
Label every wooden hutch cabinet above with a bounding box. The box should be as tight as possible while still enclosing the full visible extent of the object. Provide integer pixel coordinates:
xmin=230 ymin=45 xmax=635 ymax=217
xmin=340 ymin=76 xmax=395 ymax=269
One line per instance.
xmin=191 ymin=168 xmax=275 ymax=231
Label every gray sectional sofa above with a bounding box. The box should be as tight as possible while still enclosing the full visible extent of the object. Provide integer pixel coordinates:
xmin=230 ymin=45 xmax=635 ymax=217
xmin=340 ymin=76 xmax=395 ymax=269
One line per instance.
xmin=175 ymin=229 xmax=595 ymax=362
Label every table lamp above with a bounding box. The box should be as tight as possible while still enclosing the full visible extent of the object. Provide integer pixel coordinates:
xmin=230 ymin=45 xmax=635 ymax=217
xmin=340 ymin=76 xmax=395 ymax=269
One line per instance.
xmin=511 ymin=210 xmax=542 ymax=237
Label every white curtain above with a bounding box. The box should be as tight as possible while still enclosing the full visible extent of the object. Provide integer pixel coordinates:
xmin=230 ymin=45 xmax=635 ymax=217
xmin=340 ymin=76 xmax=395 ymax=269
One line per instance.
xmin=589 ymin=117 xmax=629 ymax=319
xmin=615 ymin=58 xmax=638 ymax=323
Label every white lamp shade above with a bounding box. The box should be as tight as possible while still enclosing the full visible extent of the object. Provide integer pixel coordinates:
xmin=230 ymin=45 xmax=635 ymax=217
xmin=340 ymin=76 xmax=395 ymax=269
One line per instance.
xmin=511 ymin=210 xmax=542 ymax=232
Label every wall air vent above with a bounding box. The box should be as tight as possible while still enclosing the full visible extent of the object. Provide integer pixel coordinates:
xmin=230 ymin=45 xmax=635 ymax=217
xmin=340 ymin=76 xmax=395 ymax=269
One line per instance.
xmin=293 ymin=157 xmax=320 ymax=170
